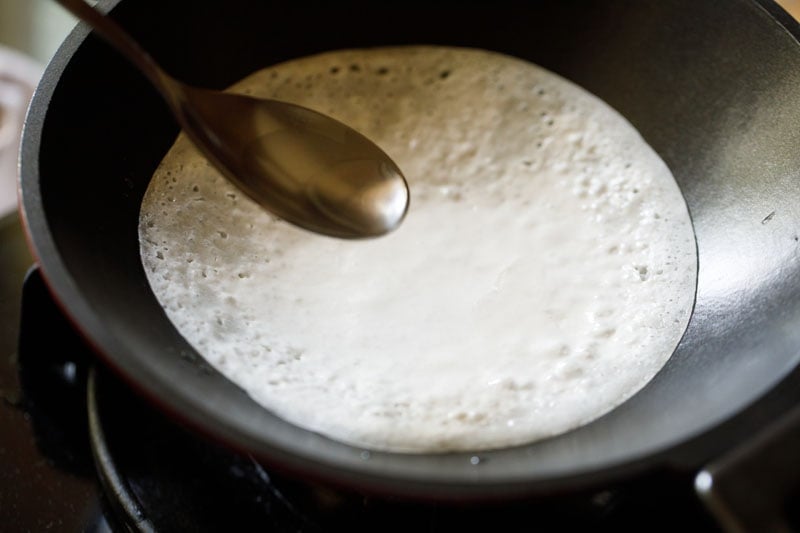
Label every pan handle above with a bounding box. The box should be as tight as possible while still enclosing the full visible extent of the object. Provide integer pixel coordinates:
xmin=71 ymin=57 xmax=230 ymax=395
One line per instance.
xmin=694 ymin=403 xmax=800 ymax=532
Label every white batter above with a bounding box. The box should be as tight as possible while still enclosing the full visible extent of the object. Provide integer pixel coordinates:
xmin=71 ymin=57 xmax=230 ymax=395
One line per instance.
xmin=139 ymin=47 xmax=697 ymax=453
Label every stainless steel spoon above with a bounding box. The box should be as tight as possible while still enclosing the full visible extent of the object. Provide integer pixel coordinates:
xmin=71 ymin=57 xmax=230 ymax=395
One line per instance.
xmin=56 ymin=0 xmax=409 ymax=239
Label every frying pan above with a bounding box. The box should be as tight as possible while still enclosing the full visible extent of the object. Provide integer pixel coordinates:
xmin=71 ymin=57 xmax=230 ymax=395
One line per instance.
xmin=18 ymin=0 xmax=800 ymax=517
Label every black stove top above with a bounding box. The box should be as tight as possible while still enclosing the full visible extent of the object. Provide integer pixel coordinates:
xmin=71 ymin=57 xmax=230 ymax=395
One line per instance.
xmin=0 ymin=212 xmax=106 ymax=531
xmin=0 ymin=211 xmax=725 ymax=532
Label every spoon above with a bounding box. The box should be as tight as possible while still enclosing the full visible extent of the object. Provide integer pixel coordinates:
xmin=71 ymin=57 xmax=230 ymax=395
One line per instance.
xmin=55 ymin=0 xmax=409 ymax=239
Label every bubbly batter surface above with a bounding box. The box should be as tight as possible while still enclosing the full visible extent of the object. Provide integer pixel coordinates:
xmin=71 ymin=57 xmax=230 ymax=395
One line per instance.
xmin=139 ymin=47 xmax=697 ymax=452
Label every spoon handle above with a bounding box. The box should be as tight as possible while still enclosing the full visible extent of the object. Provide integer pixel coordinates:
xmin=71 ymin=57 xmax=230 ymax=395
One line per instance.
xmin=53 ymin=0 xmax=173 ymax=93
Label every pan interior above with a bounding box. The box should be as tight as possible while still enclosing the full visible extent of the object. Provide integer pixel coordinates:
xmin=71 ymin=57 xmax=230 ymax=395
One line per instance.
xmin=20 ymin=0 xmax=800 ymax=494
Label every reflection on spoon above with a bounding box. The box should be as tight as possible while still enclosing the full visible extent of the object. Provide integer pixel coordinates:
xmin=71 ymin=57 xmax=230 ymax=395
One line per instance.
xmin=234 ymin=103 xmax=409 ymax=237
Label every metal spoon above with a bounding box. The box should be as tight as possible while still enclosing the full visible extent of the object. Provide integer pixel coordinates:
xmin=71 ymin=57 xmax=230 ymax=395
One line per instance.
xmin=56 ymin=0 xmax=409 ymax=239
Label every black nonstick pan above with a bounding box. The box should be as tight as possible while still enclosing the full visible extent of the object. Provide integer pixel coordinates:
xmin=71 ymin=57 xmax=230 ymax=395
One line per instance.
xmin=18 ymin=0 xmax=800 ymax=525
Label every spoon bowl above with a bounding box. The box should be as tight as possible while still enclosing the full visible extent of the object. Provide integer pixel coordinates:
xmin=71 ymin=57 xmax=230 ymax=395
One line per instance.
xmin=56 ymin=0 xmax=409 ymax=238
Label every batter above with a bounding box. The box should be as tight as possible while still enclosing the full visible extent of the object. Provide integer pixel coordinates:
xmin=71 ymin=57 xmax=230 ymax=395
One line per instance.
xmin=139 ymin=47 xmax=697 ymax=452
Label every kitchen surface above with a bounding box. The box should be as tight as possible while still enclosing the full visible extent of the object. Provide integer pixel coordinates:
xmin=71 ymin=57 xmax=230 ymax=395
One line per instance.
xmin=2 ymin=1 xmax=800 ymax=531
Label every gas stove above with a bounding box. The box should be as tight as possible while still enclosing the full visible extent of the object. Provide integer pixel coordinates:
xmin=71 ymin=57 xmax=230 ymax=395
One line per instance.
xmin=0 ymin=211 xmax=726 ymax=532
